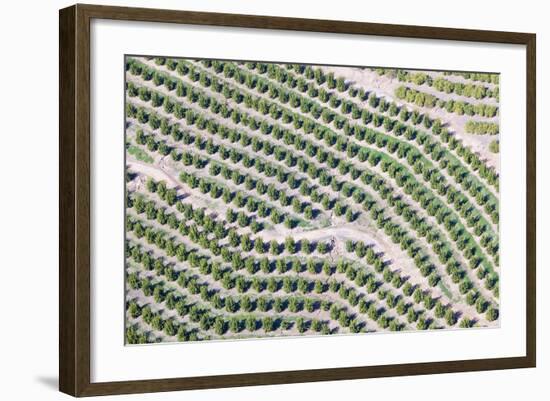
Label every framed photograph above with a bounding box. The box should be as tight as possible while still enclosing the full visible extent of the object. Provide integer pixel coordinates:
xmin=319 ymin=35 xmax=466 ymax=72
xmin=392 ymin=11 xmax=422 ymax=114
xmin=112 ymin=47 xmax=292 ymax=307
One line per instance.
xmin=59 ymin=3 xmax=536 ymax=397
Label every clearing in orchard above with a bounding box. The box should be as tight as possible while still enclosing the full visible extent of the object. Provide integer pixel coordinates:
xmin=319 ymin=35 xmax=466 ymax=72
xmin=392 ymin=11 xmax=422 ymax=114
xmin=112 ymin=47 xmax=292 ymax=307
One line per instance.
xmin=124 ymin=55 xmax=500 ymax=344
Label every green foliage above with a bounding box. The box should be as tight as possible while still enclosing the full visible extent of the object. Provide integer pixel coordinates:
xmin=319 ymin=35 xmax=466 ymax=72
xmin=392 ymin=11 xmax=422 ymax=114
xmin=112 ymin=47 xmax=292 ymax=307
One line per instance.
xmin=125 ymin=58 xmax=501 ymax=345
xmin=465 ymin=121 xmax=500 ymax=135
xmin=489 ymin=140 xmax=500 ymax=153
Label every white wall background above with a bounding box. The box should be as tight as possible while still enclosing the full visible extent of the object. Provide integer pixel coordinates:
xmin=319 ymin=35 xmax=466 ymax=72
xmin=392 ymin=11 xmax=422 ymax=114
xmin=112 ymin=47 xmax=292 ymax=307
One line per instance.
xmin=0 ymin=0 xmax=545 ymax=399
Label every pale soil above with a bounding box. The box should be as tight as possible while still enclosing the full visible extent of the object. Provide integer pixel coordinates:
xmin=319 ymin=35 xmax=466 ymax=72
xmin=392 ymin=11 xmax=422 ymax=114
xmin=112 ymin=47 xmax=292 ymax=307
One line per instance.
xmin=140 ymin=56 xmax=500 ymax=220
xmin=128 ymin=229 xmax=375 ymax=334
xmin=231 ymin=62 xmax=499 ymax=233
xmin=127 ymin=157 xmax=288 ymax=239
xmin=128 ymin=71 xmax=358 ymax=217
xmin=174 ymin=60 xmax=498 ymax=240
xmin=124 ymin=59 xmax=500 ymax=342
xmin=130 ymin=62 xmax=499 ymax=246
xmin=126 ymin=167 xmax=489 ymax=329
xmin=126 ymin=118 xmax=315 ymax=228
xmin=319 ymin=65 xmax=500 ymax=171
xmin=126 ymin=172 xmax=492 ymax=330
xmin=125 ymin=80 xmax=497 ymax=310
xmin=125 ymin=181 xmax=449 ymax=330
xmin=128 ymin=177 xmax=450 ymax=326
xmin=149 ymin=66 xmax=499 ymax=302
xmin=127 ymin=159 xmax=180 ymax=189
xmin=142 ymin=56 xmax=499 ymax=219
xmin=191 ymin=61 xmax=499 ymax=266
xmin=127 ymin=118 xmax=333 ymax=224
xmin=126 ymin=208 xmax=410 ymax=332
xmin=237 ymin=61 xmax=499 ymax=195
xmin=126 ymin=264 xmax=346 ymax=338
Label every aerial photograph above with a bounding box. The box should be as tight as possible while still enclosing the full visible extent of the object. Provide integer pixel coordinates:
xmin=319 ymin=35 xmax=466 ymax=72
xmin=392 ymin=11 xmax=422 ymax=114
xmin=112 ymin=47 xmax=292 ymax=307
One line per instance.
xmin=124 ymin=56 xmax=500 ymax=344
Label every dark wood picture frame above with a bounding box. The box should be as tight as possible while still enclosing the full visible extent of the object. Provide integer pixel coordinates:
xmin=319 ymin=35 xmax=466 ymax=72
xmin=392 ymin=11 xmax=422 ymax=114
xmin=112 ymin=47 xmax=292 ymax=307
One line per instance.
xmin=59 ymin=3 xmax=536 ymax=397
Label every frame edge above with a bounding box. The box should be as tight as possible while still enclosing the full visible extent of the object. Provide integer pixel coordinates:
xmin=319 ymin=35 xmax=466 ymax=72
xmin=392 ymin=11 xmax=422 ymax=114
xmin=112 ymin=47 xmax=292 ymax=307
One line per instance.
xmin=59 ymin=4 xmax=77 ymax=397
xmin=525 ymin=33 xmax=536 ymax=368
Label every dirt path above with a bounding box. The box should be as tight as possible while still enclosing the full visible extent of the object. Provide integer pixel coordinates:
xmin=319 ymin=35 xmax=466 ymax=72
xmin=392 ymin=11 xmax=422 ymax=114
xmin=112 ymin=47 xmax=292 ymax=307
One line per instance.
xmin=127 ymin=118 xmax=333 ymax=224
xmin=127 ymin=158 xmax=181 ymax=188
xmin=126 ymin=115 xmax=315 ymax=229
xmin=176 ymin=60 xmax=498 ymax=240
xmin=143 ymin=65 xmax=499 ymax=299
xmin=127 ymin=224 xmax=379 ymax=333
xmin=126 ymin=83 xmax=494 ymax=308
xmin=127 ymin=185 xmax=484 ymax=329
xmin=140 ymin=57 xmax=500 ymax=224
